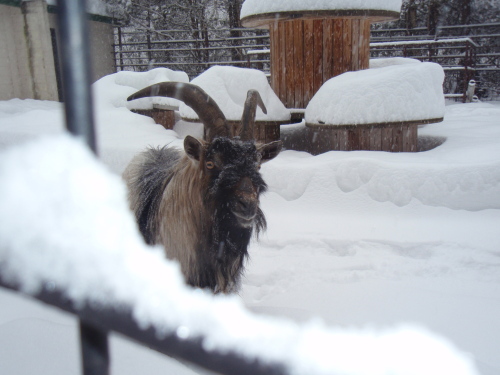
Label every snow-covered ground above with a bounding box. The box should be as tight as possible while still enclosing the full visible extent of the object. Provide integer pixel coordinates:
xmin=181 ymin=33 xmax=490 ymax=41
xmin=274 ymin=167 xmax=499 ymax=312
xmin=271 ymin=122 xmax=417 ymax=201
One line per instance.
xmin=0 ymin=70 xmax=499 ymax=375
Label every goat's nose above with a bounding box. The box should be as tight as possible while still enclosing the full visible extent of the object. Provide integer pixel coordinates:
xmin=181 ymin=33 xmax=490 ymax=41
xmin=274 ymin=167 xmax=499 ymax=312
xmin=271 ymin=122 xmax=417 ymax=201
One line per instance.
xmin=238 ymin=177 xmax=254 ymax=195
xmin=237 ymin=197 xmax=252 ymax=211
xmin=234 ymin=196 xmax=257 ymax=225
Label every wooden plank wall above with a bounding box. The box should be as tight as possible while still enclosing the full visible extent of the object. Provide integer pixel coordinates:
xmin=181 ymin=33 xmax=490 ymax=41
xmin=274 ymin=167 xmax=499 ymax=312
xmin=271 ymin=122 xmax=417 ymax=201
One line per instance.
xmin=253 ymin=123 xmax=280 ymax=144
xmin=309 ymin=124 xmax=418 ymax=154
xmin=270 ymin=18 xmax=371 ymax=109
xmin=131 ymin=109 xmax=176 ymax=129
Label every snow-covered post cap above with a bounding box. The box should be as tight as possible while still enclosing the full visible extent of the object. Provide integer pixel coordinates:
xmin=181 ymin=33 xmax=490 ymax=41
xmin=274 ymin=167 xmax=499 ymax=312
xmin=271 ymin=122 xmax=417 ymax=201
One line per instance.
xmin=240 ymin=0 xmax=402 ymax=28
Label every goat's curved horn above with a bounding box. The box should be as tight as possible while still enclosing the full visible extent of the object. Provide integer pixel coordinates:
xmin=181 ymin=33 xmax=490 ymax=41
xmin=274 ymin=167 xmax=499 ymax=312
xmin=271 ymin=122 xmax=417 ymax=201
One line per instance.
xmin=127 ymin=82 xmax=232 ymax=141
xmin=240 ymin=90 xmax=267 ymax=141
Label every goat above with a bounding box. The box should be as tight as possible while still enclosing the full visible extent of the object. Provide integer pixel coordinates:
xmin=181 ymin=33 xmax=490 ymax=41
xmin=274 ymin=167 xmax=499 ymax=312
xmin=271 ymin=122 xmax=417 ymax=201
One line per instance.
xmin=123 ymin=82 xmax=282 ymax=293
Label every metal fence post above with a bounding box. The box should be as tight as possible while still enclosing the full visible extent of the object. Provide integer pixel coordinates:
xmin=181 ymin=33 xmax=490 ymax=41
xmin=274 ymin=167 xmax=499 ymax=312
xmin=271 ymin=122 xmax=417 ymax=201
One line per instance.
xmin=55 ymin=0 xmax=107 ymax=374
xmin=80 ymin=322 xmax=110 ymax=375
xmin=118 ymin=27 xmax=124 ymax=71
xmin=56 ymin=0 xmax=97 ymax=153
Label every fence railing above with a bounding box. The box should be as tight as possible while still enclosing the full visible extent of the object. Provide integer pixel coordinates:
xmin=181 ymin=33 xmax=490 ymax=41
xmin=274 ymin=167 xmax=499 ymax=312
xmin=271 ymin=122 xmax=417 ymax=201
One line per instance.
xmin=114 ymin=27 xmax=270 ymax=78
xmin=0 ymin=278 xmax=286 ymax=375
xmin=370 ymin=38 xmax=478 ymax=100
xmin=113 ymin=23 xmax=499 ymax=101
xmin=370 ymin=22 xmax=500 ymax=100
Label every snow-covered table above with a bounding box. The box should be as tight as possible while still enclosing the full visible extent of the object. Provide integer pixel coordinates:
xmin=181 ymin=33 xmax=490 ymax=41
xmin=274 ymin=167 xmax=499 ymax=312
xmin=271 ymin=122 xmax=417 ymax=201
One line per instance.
xmin=240 ymin=0 xmax=402 ymax=108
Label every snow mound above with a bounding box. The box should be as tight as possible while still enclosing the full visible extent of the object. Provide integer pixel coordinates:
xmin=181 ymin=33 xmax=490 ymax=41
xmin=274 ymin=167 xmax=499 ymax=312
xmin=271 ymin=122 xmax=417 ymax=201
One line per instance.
xmin=91 ymin=69 xmax=185 ymax=173
xmin=180 ymin=66 xmax=290 ymax=122
xmin=305 ymin=62 xmax=445 ymax=126
xmin=264 ymin=152 xmax=500 ymax=210
xmin=241 ymin=0 xmax=403 ymax=19
xmin=94 ymin=68 xmax=189 ymax=110
xmin=0 ymin=135 xmax=478 ymax=375
xmin=0 ymin=98 xmax=62 ymax=117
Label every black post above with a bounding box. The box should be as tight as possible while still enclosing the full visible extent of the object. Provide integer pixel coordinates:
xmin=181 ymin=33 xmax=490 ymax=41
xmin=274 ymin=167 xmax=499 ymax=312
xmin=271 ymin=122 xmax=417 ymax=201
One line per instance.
xmin=55 ymin=1 xmax=106 ymax=374
xmin=56 ymin=0 xmax=97 ymax=153
xmin=118 ymin=27 xmax=124 ymax=71
xmin=80 ymin=321 xmax=110 ymax=375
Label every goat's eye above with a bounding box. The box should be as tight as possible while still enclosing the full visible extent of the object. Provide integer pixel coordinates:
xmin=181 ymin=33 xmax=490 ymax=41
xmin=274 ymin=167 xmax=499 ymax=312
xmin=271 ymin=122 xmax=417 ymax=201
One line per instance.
xmin=206 ymin=161 xmax=215 ymax=170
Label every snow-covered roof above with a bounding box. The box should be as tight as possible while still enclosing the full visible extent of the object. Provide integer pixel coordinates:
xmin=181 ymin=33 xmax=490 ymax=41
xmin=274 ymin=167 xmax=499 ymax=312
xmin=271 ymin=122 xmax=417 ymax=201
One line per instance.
xmin=305 ymin=59 xmax=445 ymax=126
xmin=241 ymin=0 xmax=402 ymax=27
xmin=180 ymin=66 xmax=290 ymax=123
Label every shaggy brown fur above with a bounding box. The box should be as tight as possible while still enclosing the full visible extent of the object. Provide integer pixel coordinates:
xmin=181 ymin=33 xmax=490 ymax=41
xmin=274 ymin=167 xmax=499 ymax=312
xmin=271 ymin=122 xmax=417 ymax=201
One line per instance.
xmin=123 ymin=83 xmax=281 ymax=293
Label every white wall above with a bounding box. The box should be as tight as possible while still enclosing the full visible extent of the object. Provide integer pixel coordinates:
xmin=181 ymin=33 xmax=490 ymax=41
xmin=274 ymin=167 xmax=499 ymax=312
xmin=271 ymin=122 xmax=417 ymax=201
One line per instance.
xmin=0 ymin=0 xmax=116 ymax=101
xmin=0 ymin=4 xmax=34 ymax=100
xmin=23 ymin=0 xmax=59 ymax=101
xmin=88 ymin=20 xmax=116 ymax=82
xmin=48 ymin=13 xmax=116 ymax=84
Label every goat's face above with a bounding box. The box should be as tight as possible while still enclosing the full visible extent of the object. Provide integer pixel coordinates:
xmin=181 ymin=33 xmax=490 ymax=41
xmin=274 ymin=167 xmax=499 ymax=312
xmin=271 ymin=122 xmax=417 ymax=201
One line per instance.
xmin=185 ymin=135 xmax=281 ymax=228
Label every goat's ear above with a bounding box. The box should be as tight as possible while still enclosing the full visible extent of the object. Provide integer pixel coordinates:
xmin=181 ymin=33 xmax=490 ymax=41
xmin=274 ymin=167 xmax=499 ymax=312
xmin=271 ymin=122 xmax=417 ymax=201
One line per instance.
xmin=258 ymin=140 xmax=282 ymax=163
xmin=184 ymin=135 xmax=204 ymax=161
